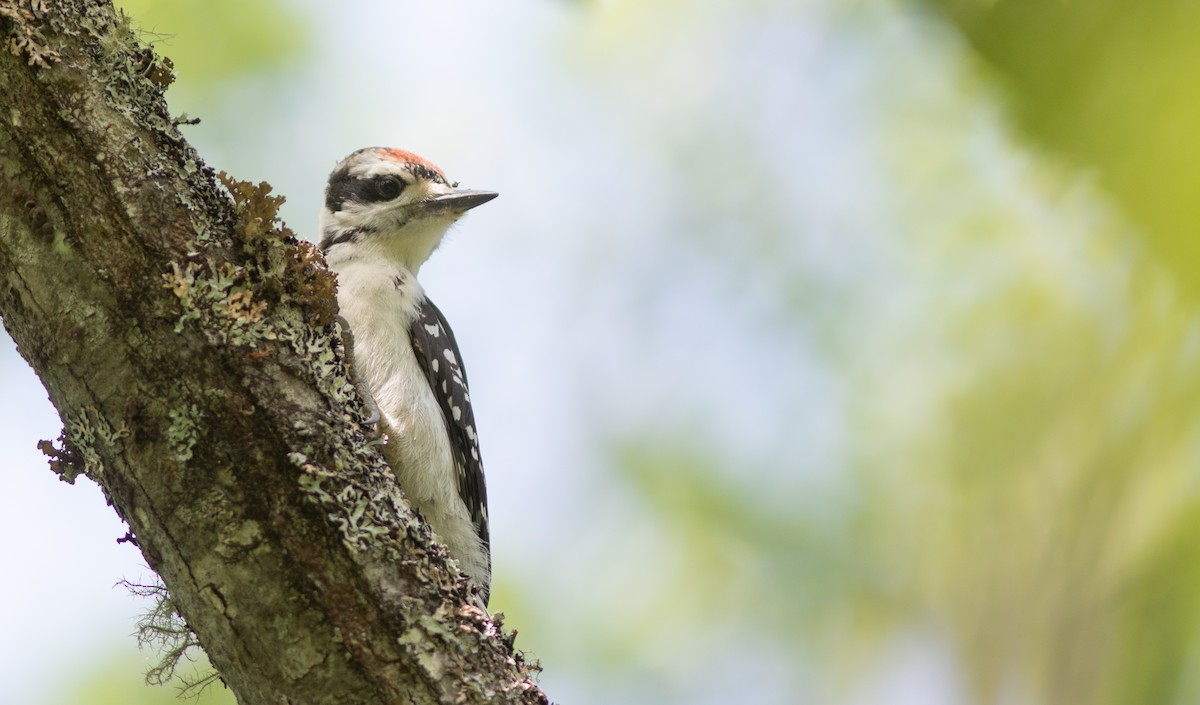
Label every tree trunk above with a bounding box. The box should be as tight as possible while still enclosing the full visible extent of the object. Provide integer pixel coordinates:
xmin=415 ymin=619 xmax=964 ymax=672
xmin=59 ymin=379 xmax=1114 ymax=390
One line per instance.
xmin=0 ymin=2 xmax=547 ymax=703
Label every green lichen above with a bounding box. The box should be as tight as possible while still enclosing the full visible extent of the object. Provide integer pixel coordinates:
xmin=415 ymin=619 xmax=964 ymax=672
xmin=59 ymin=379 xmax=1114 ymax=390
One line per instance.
xmin=163 ymin=173 xmax=337 ymax=352
xmin=398 ymin=620 xmax=448 ymax=681
xmin=161 ymin=173 xmax=400 ymax=556
xmin=293 ymin=447 xmax=402 ymax=552
xmin=163 ymin=260 xmax=269 ymax=346
xmin=1 ymin=0 xmax=61 ymax=68
xmin=58 ymin=406 xmax=130 ymax=481
xmin=281 ymin=324 xmax=412 ymax=556
xmin=167 ymin=403 xmax=201 ymax=463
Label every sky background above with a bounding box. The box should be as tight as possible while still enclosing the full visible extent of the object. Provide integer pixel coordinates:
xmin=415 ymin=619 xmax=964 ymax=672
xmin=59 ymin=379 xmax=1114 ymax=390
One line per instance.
xmin=4 ymin=1 xmax=1200 ymax=704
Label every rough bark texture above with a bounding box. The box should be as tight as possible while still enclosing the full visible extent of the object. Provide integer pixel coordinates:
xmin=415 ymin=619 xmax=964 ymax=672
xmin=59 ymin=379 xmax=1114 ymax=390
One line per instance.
xmin=0 ymin=2 xmax=547 ymax=703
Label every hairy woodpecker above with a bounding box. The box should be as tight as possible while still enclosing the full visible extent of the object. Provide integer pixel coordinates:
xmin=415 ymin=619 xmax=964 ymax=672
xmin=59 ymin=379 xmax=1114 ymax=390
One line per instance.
xmin=318 ymin=147 xmax=497 ymax=604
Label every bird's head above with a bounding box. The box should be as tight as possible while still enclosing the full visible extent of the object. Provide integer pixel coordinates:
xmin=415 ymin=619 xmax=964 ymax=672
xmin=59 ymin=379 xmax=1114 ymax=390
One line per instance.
xmin=318 ymin=147 xmax=497 ymax=272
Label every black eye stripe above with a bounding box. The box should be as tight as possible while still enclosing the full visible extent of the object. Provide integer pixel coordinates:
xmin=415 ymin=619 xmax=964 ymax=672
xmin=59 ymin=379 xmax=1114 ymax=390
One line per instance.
xmin=324 ymin=166 xmax=355 ymax=212
xmin=324 ymin=173 xmax=407 ymax=212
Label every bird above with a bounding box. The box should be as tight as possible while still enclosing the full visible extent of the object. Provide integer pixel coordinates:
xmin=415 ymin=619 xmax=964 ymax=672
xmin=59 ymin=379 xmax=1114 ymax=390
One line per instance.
xmin=317 ymin=147 xmax=497 ymax=605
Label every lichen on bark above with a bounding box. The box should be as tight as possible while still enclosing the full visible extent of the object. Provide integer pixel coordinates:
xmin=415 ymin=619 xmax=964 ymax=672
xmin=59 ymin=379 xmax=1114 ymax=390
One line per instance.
xmin=0 ymin=2 xmax=548 ymax=703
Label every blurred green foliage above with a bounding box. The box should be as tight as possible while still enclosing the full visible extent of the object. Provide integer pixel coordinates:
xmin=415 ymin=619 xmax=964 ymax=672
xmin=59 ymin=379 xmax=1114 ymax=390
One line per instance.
xmin=903 ymin=276 xmax=1200 ymax=704
xmin=534 ymin=1 xmax=1200 ymax=704
xmin=927 ymin=0 xmax=1200 ymax=299
xmin=114 ymin=0 xmax=308 ymax=96
xmin=46 ymin=648 xmax=235 ymax=705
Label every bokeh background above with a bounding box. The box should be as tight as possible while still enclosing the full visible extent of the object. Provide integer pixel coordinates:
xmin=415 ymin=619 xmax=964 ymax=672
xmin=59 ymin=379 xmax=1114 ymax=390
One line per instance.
xmin=4 ymin=0 xmax=1200 ymax=703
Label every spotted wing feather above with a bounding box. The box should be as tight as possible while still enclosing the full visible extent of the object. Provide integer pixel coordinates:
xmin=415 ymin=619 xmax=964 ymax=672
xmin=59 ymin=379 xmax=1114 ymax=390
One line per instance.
xmin=409 ymin=297 xmax=491 ymax=568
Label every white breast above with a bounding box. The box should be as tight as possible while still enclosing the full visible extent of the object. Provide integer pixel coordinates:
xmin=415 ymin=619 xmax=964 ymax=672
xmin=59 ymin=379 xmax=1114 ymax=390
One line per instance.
xmin=327 ymin=255 xmax=489 ymax=586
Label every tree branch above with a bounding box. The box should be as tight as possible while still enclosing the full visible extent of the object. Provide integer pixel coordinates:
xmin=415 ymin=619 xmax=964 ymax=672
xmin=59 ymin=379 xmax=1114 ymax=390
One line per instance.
xmin=0 ymin=2 xmax=547 ymax=703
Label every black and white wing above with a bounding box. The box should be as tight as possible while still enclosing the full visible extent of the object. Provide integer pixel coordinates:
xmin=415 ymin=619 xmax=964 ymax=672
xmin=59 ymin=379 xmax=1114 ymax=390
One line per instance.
xmin=408 ymin=297 xmax=491 ymax=566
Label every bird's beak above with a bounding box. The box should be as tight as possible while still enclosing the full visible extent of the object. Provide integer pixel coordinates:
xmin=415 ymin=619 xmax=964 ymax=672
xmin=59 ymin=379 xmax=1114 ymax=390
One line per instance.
xmin=414 ymin=189 xmax=499 ymax=217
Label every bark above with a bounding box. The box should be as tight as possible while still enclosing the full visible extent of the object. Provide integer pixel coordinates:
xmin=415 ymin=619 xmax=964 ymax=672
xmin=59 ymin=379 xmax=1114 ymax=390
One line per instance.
xmin=0 ymin=2 xmax=548 ymax=703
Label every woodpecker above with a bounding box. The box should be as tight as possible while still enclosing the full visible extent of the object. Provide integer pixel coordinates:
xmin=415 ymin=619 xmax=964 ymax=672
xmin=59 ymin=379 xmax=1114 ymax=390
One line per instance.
xmin=318 ymin=147 xmax=497 ymax=605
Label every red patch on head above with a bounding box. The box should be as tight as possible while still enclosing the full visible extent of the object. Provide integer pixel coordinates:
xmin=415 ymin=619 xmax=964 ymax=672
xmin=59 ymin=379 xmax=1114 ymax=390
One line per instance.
xmin=380 ymin=148 xmax=445 ymax=178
